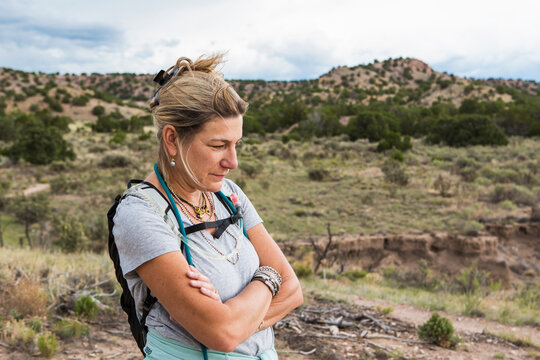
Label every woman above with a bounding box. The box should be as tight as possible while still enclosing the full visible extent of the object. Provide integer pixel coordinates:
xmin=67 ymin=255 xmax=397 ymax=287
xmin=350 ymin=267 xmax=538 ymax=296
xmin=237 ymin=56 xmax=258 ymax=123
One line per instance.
xmin=113 ymin=54 xmax=303 ymax=360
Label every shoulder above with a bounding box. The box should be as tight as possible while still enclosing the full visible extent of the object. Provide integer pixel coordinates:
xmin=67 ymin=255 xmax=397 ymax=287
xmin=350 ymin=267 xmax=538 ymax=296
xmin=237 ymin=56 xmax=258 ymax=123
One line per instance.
xmin=221 ymin=178 xmax=245 ymax=197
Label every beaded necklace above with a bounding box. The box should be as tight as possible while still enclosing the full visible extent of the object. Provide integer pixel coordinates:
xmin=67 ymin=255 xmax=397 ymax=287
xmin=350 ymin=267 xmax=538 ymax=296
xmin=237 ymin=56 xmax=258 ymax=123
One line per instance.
xmin=175 ymin=192 xmax=215 ymax=223
xmin=168 ymin=188 xmax=241 ymax=265
xmin=199 ymin=228 xmax=240 ymax=265
xmin=170 ymin=188 xmax=210 ymax=219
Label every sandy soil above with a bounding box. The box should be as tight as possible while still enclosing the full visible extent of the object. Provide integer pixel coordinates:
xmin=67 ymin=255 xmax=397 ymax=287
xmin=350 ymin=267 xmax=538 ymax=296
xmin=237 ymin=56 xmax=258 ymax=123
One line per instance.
xmin=2 ymin=295 xmax=537 ymax=360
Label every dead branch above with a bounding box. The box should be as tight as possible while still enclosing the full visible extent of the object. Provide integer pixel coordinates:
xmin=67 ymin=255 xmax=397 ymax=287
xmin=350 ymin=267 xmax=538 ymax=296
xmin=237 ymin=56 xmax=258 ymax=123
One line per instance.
xmin=365 ymin=341 xmax=393 ymax=353
xmin=310 ymin=223 xmax=335 ymax=273
xmin=105 ymin=352 xmax=124 ymax=359
xmin=361 ymin=312 xmax=402 ymax=333
xmin=105 ymin=329 xmax=130 ymax=336
xmin=306 ymin=332 xmax=360 ymax=340
xmin=278 ymin=348 xmax=317 ymax=355
xmin=365 ymin=333 xmax=429 ymax=344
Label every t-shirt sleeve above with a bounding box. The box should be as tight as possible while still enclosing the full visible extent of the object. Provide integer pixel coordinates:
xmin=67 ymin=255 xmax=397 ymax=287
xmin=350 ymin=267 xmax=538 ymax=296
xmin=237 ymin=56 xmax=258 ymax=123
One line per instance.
xmin=222 ymin=179 xmax=263 ymax=231
xmin=112 ymin=195 xmax=181 ymax=276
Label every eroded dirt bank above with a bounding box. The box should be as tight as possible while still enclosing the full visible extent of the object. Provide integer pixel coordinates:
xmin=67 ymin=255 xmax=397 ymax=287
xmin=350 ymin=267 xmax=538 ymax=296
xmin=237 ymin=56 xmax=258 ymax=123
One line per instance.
xmin=284 ymin=221 xmax=540 ymax=286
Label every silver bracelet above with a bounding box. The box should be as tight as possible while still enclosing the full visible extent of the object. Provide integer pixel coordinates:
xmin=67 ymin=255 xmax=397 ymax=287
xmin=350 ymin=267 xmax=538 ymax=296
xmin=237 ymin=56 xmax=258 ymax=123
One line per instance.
xmin=258 ymin=266 xmax=282 ymax=285
xmin=252 ymin=266 xmax=282 ymax=297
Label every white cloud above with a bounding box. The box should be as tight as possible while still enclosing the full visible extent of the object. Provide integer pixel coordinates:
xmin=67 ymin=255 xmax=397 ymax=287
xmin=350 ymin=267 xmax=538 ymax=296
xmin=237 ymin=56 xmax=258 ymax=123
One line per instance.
xmin=0 ymin=0 xmax=539 ymax=80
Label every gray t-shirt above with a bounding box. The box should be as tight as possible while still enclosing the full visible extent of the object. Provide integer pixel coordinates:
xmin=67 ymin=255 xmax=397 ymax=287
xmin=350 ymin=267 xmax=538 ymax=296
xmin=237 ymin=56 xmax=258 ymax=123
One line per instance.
xmin=113 ymin=179 xmax=274 ymax=356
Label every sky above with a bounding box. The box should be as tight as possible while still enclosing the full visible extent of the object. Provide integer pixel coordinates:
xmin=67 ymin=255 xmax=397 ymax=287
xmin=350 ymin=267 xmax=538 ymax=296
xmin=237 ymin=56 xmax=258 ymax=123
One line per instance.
xmin=0 ymin=0 xmax=539 ymax=82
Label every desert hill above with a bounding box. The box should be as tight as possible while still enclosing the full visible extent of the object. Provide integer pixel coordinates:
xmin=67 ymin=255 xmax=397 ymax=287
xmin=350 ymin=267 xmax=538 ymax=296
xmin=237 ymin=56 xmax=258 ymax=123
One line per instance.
xmin=1 ymin=57 xmax=539 ymax=124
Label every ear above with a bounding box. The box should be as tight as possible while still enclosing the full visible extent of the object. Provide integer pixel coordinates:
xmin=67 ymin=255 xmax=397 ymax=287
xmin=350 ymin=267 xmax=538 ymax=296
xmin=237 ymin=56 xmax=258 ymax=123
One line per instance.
xmin=162 ymin=125 xmax=178 ymax=156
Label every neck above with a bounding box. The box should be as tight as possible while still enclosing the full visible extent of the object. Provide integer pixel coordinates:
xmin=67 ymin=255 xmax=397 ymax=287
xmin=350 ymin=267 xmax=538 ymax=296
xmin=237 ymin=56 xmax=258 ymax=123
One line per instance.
xmin=170 ymin=183 xmax=202 ymax=205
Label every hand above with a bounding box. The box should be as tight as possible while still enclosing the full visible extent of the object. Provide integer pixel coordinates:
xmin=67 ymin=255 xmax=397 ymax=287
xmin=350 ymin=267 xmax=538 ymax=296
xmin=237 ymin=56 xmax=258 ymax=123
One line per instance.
xmin=186 ymin=265 xmax=222 ymax=302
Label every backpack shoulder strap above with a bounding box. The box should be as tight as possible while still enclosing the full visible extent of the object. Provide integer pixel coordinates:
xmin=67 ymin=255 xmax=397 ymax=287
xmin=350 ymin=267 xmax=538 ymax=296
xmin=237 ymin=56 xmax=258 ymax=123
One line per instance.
xmin=107 ymin=187 xmax=149 ymax=356
xmin=123 ymin=181 xmax=183 ymax=239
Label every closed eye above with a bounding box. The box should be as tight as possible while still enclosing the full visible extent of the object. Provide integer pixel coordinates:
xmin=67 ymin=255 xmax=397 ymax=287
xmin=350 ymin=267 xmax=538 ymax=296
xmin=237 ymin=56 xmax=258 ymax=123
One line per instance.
xmin=211 ymin=144 xmax=226 ymax=149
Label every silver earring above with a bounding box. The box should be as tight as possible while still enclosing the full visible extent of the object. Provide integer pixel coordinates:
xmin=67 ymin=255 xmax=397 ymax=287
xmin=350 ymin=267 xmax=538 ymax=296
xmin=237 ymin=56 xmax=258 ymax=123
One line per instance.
xmin=170 ymin=156 xmax=176 ymax=167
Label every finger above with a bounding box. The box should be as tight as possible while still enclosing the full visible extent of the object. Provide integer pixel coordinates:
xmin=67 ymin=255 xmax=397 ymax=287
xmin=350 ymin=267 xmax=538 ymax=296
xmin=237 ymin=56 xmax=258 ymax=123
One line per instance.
xmin=189 ymin=279 xmax=204 ymax=288
xmin=200 ymin=286 xmax=221 ymax=301
xmin=186 ymin=268 xmax=210 ymax=282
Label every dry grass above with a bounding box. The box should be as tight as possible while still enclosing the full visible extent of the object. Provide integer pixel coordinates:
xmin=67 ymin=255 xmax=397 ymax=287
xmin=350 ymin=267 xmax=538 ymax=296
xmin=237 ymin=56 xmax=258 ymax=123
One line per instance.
xmin=5 ymin=278 xmax=48 ymax=317
xmin=0 ymin=248 xmax=115 ymax=305
xmin=299 ymin=273 xmax=540 ymax=326
xmin=1 ymin=319 xmax=36 ymax=351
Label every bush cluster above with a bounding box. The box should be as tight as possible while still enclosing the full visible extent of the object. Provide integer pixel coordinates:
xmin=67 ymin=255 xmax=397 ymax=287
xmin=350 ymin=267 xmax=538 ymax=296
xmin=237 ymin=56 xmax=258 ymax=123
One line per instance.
xmin=418 ymin=313 xmax=457 ymax=348
xmin=0 ymin=111 xmax=75 ymax=164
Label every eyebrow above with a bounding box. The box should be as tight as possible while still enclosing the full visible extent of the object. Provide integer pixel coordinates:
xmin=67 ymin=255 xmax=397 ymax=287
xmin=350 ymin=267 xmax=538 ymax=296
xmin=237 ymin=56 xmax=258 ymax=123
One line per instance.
xmin=209 ymin=137 xmax=242 ymax=143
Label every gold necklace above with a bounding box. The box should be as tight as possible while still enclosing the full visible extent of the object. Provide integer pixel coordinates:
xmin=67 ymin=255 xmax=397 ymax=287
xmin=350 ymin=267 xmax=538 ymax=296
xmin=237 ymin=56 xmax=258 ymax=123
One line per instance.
xmin=170 ymin=188 xmax=209 ymax=220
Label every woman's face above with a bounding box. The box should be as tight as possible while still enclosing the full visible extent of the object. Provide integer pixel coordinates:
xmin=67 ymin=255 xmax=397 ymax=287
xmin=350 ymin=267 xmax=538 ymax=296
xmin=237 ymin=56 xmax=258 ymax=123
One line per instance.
xmin=182 ymin=115 xmax=242 ymax=192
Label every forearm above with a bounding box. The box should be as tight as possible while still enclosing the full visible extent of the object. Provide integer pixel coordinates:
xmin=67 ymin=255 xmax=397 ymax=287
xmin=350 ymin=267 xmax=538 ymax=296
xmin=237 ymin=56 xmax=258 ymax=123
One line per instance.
xmin=137 ymin=252 xmax=273 ymax=352
xmin=220 ymin=280 xmax=273 ymax=340
xmin=261 ymin=271 xmax=303 ymax=329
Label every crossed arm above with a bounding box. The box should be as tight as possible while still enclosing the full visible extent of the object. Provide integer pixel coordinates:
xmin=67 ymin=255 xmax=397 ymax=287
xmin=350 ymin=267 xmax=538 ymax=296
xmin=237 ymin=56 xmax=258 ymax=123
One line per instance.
xmin=136 ymin=222 xmax=303 ymax=352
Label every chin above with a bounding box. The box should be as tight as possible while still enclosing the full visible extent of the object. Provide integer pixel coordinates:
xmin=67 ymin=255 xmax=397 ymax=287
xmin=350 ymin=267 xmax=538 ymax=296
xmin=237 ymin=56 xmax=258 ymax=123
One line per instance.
xmin=205 ymin=181 xmax=223 ymax=193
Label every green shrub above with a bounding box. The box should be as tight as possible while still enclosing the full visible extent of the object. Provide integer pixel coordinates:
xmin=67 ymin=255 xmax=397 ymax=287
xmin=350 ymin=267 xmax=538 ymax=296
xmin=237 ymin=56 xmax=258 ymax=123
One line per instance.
xmin=381 ymin=159 xmax=409 ymax=186
xmin=110 ymin=130 xmax=127 ymax=144
xmin=433 ymin=174 xmax=452 ymax=197
xmin=377 ymin=133 xmax=412 ymax=153
xmin=75 ymin=296 xmax=99 ymax=320
xmin=453 ymin=157 xmax=479 ymax=182
xmin=138 ymin=131 xmax=152 ymax=141
xmin=343 ymin=269 xmax=368 ymax=281
xmin=91 ymin=105 xmax=105 ymax=116
xmin=27 ymin=317 xmax=42 ymax=332
xmin=3 ymin=120 xmax=76 ymax=165
xmin=455 ymin=266 xmax=490 ymax=294
xmin=37 ymin=332 xmax=58 ymax=358
xmin=49 ymin=161 xmax=68 ymax=172
xmin=88 ymin=144 xmax=109 ymax=153
xmin=54 ymin=319 xmax=90 ymax=339
xmin=99 ymin=154 xmax=131 ymax=168
xmin=72 ymin=94 xmax=90 ymax=106
xmin=239 ymin=161 xmax=262 ymax=178
xmin=489 ymin=184 xmax=535 ymax=206
xmin=1 ymin=320 xmax=36 ymax=350
xmin=307 ymin=167 xmax=330 ymax=181
xmin=50 ymin=176 xmax=81 ymax=194
xmin=53 ymin=215 xmax=88 ymax=252
xmin=293 ymin=262 xmax=313 ymax=278
xmin=427 ymin=114 xmax=508 ymax=147
xmin=235 ymin=177 xmax=247 ymax=190
xmin=391 ymin=150 xmax=404 ymax=162
xmin=418 ymin=313 xmax=456 ymax=348
xmin=517 ymin=282 xmax=540 ymax=310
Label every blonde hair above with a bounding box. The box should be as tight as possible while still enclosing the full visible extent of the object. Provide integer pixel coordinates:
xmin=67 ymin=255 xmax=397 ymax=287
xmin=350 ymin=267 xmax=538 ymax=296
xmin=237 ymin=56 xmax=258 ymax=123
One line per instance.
xmin=150 ymin=54 xmax=248 ymax=187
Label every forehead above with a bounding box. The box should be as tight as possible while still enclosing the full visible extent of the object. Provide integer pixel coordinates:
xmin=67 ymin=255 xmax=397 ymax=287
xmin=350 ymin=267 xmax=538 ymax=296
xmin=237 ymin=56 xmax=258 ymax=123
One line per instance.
xmin=198 ymin=115 xmax=243 ymax=140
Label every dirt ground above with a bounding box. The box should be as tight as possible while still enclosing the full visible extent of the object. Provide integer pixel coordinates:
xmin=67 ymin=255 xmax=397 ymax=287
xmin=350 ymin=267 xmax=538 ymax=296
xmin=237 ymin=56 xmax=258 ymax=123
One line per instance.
xmin=2 ymin=293 xmax=538 ymax=360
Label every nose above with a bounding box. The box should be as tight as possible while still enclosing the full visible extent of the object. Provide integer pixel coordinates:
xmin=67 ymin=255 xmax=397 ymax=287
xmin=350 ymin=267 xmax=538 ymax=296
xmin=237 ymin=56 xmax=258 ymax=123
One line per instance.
xmin=221 ymin=146 xmax=238 ymax=170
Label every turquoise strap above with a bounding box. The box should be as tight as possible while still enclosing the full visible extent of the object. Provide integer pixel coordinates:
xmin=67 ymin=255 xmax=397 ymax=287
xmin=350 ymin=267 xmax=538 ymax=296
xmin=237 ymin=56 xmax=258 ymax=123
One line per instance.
xmin=154 ymin=163 xmax=194 ymax=264
xmin=152 ymin=164 xmax=251 ymax=360
xmin=153 ymin=163 xmax=207 ymax=360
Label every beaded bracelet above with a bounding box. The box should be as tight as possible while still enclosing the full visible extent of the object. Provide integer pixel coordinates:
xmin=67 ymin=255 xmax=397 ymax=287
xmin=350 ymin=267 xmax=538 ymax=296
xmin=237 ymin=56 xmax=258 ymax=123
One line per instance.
xmin=252 ymin=266 xmax=282 ymax=297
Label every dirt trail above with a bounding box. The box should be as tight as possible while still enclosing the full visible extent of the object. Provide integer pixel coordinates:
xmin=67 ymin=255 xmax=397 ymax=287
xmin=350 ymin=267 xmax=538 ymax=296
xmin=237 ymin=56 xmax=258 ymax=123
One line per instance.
xmin=23 ymin=183 xmax=50 ymax=196
xmin=356 ymin=297 xmax=540 ymax=345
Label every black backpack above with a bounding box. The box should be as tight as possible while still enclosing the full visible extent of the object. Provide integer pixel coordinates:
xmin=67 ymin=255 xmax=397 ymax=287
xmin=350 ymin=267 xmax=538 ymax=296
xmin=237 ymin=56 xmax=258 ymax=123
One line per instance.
xmin=107 ymin=180 xmax=242 ymax=356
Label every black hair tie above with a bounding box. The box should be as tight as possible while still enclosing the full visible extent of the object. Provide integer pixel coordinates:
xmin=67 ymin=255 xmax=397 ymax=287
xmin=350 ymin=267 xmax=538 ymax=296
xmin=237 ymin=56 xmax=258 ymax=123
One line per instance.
xmin=152 ymin=68 xmax=179 ymax=105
